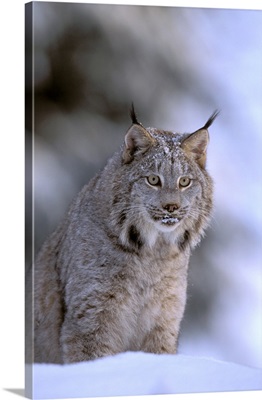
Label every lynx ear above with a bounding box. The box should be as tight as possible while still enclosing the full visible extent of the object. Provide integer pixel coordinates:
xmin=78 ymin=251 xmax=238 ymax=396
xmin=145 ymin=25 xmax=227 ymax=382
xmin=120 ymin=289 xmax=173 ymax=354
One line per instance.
xmin=181 ymin=128 xmax=209 ymax=168
xmin=123 ymin=124 xmax=156 ymax=164
xmin=181 ymin=111 xmax=219 ymax=168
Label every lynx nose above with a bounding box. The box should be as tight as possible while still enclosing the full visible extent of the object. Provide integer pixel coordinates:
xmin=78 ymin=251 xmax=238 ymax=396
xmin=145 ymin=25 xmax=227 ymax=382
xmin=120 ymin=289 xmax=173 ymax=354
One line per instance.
xmin=163 ymin=203 xmax=180 ymax=213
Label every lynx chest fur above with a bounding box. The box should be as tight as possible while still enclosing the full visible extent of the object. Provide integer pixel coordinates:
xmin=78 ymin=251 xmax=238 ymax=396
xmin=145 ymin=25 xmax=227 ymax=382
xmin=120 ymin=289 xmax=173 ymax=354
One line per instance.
xmin=33 ymin=108 xmax=218 ymax=364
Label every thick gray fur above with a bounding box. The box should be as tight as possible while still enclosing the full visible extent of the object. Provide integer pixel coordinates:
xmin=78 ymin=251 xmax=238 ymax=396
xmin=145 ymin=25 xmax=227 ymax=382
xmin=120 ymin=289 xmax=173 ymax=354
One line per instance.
xmin=29 ymin=110 xmax=217 ymax=363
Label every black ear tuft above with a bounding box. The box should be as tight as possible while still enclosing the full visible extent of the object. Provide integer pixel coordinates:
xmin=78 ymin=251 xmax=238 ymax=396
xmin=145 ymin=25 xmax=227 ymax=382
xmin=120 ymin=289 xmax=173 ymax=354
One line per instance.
xmin=130 ymin=103 xmax=142 ymax=126
xmin=202 ymin=110 xmax=220 ymax=130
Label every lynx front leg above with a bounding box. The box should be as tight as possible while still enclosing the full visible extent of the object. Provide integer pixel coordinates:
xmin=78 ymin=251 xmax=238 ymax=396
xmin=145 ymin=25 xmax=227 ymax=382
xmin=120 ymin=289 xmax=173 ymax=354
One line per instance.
xmin=141 ymin=321 xmax=180 ymax=355
xmin=60 ymin=296 xmax=132 ymax=363
xmin=61 ymin=324 xmax=122 ymax=362
xmin=140 ymin=291 xmax=186 ymax=355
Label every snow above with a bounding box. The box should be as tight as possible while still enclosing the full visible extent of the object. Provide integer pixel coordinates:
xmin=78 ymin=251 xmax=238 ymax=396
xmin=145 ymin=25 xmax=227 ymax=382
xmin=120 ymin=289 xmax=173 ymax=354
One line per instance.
xmin=30 ymin=352 xmax=262 ymax=399
xmin=163 ymin=146 xmax=170 ymax=155
xmin=161 ymin=216 xmax=179 ymax=224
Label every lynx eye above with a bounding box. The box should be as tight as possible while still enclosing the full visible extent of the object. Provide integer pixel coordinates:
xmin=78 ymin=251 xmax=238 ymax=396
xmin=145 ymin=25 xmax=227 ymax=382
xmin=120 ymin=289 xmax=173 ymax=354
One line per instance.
xmin=147 ymin=174 xmax=161 ymax=186
xmin=179 ymin=176 xmax=191 ymax=188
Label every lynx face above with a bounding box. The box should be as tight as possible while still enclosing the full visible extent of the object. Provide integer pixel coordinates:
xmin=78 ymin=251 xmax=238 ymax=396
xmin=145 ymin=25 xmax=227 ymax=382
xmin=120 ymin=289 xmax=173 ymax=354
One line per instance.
xmin=120 ymin=121 xmax=213 ymax=243
xmin=128 ymin=137 xmax=203 ymax=233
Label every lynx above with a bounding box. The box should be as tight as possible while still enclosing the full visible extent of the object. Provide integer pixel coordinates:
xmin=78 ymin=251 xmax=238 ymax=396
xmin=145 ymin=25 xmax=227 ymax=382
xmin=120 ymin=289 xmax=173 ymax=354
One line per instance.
xmin=31 ymin=107 xmax=218 ymax=364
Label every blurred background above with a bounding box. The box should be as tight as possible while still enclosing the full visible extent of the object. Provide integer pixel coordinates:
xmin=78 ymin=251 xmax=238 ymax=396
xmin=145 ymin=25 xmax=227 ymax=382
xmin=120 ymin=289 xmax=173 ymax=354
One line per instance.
xmin=25 ymin=2 xmax=262 ymax=368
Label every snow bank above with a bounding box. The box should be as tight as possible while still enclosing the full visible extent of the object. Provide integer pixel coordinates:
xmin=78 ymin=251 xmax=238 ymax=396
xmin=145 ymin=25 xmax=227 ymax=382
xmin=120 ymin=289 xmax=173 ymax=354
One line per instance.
xmin=30 ymin=352 xmax=262 ymax=399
